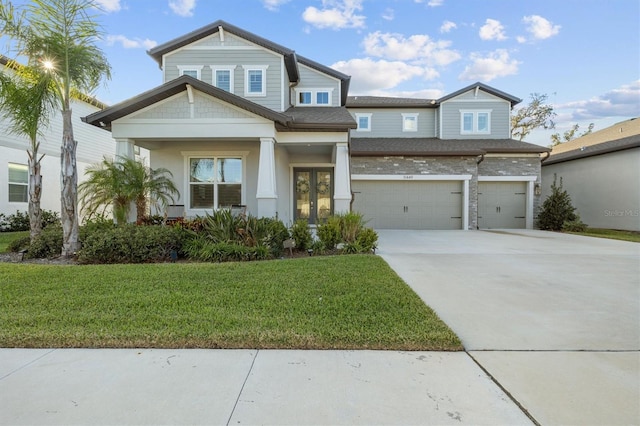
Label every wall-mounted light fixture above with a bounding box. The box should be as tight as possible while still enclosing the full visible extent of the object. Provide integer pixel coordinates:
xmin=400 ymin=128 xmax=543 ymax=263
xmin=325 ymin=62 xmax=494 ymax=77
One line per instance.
xmin=534 ymin=183 xmax=541 ymax=196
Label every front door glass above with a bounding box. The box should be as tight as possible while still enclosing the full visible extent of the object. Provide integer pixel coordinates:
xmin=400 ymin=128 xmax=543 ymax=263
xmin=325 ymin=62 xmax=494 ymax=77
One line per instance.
xmin=294 ymin=168 xmax=333 ymax=223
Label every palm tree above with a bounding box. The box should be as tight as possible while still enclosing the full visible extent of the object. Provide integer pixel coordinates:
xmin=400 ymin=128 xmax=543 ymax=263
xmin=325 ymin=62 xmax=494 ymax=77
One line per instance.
xmin=0 ymin=0 xmax=112 ymax=256
xmin=0 ymin=61 xmax=57 ymax=243
xmin=79 ymin=157 xmax=179 ymax=225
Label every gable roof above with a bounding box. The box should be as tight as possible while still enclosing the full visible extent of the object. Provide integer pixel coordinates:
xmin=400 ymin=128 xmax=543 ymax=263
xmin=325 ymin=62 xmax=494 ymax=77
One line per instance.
xmin=82 ymin=75 xmax=292 ymax=130
xmin=351 ymin=137 xmax=549 ymax=157
xmin=437 ymin=82 xmax=521 ymax=107
xmin=544 ymin=118 xmax=640 ymax=165
xmin=147 ymin=20 xmax=351 ymax=105
xmin=282 ymin=106 xmax=356 ymax=131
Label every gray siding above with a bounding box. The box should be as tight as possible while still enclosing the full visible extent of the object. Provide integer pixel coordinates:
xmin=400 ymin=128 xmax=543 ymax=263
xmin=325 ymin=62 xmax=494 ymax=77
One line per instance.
xmin=347 ymin=108 xmax=435 ymax=138
xmin=440 ymin=100 xmax=511 ymax=139
xmin=292 ymin=64 xmax=340 ymax=107
xmin=164 ymin=48 xmax=284 ymax=111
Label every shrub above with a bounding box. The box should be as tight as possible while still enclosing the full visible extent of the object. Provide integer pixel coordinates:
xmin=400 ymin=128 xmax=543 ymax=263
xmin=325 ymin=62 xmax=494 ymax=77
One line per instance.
xmin=182 ymin=238 xmax=270 ymax=262
xmin=355 ymin=227 xmax=378 ymax=253
xmin=0 ymin=210 xmax=59 ymax=232
xmin=26 ymin=225 xmax=63 ymax=258
xmin=316 ymin=215 xmax=341 ymax=250
xmin=8 ymin=235 xmax=31 ymax=253
xmin=563 ymin=216 xmax=588 ymax=232
xmin=537 ymin=175 xmax=581 ymax=231
xmin=78 ymin=224 xmax=183 ymax=264
xmin=340 ymin=211 xmax=365 ymax=243
xmin=290 ymin=219 xmax=312 ymax=251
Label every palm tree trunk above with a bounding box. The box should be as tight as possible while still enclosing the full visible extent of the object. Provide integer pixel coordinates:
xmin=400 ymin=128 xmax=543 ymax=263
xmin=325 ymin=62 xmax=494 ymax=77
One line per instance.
xmin=27 ymin=148 xmax=43 ymax=243
xmin=60 ymin=107 xmax=79 ymax=257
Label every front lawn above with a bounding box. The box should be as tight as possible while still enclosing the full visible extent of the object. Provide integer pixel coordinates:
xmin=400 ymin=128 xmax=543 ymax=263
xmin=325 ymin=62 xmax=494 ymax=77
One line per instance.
xmin=567 ymin=228 xmax=640 ymax=243
xmin=0 ymin=231 xmax=28 ymax=252
xmin=0 ymin=255 xmax=461 ymax=351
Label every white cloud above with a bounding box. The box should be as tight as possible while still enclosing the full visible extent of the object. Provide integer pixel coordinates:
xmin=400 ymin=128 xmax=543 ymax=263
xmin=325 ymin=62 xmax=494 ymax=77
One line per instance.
xmin=302 ymin=0 xmax=365 ymax=30
xmin=262 ymin=0 xmax=291 ymax=11
xmin=522 ymin=15 xmax=560 ymax=40
xmin=94 ymin=0 xmax=121 ymax=13
xmin=331 ymin=58 xmax=435 ymax=93
xmin=440 ymin=20 xmax=457 ymax=33
xmin=363 ymin=31 xmax=460 ymax=66
xmin=479 ymin=18 xmax=507 ymax=41
xmin=381 ymin=8 xmax=394 ymax=21
xmin=560 ymin=80 xmax=640 ymax=120
xmin=169 ymin=0 xmax=196 ymax=17
xmin=106 ymin=35 xmax=158 ymax=50
xmin=414 ymin=0 xmax=444 ymax=5
xmin=459 ymin=49 xmax=520 ymax=81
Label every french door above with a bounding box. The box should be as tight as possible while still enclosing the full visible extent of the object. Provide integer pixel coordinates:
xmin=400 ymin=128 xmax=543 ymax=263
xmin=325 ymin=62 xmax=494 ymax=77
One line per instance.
xmin=294 ymin=168 xmax=333 ymax=223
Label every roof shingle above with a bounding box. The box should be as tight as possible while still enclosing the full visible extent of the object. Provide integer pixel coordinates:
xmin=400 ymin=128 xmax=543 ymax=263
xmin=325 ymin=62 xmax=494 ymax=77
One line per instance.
xmin=351 ymin=137 xmax=549 ymax=156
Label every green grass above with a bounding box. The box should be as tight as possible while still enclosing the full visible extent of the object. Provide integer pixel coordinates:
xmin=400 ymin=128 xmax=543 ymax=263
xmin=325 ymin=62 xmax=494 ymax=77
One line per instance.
xmin=0 ymin=231 xmax=28 ymax=252
xmin=567 ymin=228 xmax=640 ymax=243
xmin=0 ymin=256 xmax=461 ymax=351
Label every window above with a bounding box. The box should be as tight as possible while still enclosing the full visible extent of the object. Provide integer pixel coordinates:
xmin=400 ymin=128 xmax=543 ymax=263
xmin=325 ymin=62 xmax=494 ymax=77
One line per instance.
xmin=211 ymin=66 xmax=235 ymax=93
xmin=244 ymin=66 xmax=268 ymax=96
xmin=460 ymin=110 xmax=492 ymax=134
xmin=355 ymin=113 xmax=372 ymax=132
xmin=402 ymin=113 xmax=418 ymax=132
xmin=294 ymin=88 xmax=333 ymax=106
xmin=188 ymin=157 xmax=243 ymax=210
xmin=8 ymin=163 xmax=28 ymax=203
xmin=177 ymin=65 xmax=203 ymax=80
xmin=299 ymin=91 xmax=312 ymax=105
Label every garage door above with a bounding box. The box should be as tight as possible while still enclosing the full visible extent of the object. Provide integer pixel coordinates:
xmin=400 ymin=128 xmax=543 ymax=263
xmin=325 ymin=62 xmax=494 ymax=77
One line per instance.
xmin=352 ymin=180 xmax=463 ymax=229
xmin=478 ymin=182 xmax=526 ymax=229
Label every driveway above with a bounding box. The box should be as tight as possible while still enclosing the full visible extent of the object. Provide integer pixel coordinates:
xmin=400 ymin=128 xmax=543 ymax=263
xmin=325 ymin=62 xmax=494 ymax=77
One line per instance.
xmin=377 ymin=229 xmax=640 ymax=425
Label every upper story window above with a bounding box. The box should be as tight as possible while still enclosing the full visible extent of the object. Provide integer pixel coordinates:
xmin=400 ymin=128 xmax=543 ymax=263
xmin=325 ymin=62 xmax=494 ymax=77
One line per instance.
xmin=295 ymin=88 xmax=333 ymax=106
xmin=211 ymin=66 xmax=235 ymax=93
xmin=460 ymin=110 xmax=492 ymax=134
xmin=8 ymin=163 xmax=28 ymax=203
xmin=402 ymin=113 xmax=418 ymax=132
xmin=355 ymin=113 xmax=372 ymax=132
xmin=243 ymin=65 xmax=268 ymax=97
xmin=178 ymin=65 xmax=204 ymax=80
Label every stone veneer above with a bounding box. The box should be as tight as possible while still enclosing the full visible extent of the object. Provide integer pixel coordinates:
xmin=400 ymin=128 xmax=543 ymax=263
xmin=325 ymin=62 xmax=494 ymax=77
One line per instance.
xmin=351 ymin=154 xmax=543 ymax=229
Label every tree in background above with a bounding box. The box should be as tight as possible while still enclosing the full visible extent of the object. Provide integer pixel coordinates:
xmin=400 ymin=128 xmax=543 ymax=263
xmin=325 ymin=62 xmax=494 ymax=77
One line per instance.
xmin=79 ymin=157 xmax=179 ymax=225
xmin=511 ymin=93 xmax=557 ymax=141
xmin=0 ymin=0 xmax=111 ymax=256
xmin=0 ymin=61 xmax=57 ymax=243
xmin=550 ymin=123 xmax=594 ymax=147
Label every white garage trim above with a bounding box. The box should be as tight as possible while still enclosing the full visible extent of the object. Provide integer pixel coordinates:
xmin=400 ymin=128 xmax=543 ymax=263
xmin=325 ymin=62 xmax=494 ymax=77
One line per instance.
xmin=352 ymin=174 xmax=471 ymax=230
xmin=479 ymin=176 xmax=537 ymax=229
xmin=353 ymin=174 xmax=472 ymax=181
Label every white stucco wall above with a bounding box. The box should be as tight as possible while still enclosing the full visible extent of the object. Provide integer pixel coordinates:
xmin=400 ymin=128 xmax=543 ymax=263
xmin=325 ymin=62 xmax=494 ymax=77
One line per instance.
xmin=541 ymin=148 xmax=640 ymax=231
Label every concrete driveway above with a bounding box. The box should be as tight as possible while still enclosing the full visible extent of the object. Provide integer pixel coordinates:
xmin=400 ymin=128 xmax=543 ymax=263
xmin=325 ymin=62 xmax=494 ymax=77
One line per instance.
xmin=377 ymin=229 xmax=640 ymax=425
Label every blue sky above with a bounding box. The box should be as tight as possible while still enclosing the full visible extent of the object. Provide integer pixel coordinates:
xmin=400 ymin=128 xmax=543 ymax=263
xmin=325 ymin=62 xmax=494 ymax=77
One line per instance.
xmin=17 ymin=0 xmax=640 ymax=145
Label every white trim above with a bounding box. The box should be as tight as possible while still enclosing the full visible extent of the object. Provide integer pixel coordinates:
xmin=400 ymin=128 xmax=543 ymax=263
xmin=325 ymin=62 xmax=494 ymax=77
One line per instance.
xmin=462 ymin=179 xmax=470 ymax=230
xmin=294 ymin=88 xmax=334 ymax=106
xmin=401 ymin=113 xmax=419 ymax=132
xmin=352 ymin=174 xmax=472 ymax=181
xmin=242 ymin=65 xmax=268 ymax=97
xmin=177 ymin=65 xmax=204 ymax=80
xmin=209 ymin=65 xmax=235 ymax=94
xmin=355 ymin=113 xmax=372 ymax=132
xmin=478 ymin=175 xmax=537 ymax=182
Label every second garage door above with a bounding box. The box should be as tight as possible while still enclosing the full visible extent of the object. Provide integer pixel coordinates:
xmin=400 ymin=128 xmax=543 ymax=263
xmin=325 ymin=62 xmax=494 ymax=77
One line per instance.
xmin=478 ymin=181 xmax=527 ymax=229
xmin=352 ymin=180 xmax=463 ymax=229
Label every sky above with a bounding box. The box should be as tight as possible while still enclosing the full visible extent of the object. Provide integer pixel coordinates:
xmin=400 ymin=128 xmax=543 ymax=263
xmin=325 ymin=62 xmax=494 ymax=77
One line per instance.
xmin=9 ymin=0 xmax=640 ymax=146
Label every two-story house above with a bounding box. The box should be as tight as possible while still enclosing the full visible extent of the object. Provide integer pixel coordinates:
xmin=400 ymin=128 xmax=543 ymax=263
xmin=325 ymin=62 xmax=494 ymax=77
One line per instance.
xmin=83 ymin=20 xmax=549 ymax=230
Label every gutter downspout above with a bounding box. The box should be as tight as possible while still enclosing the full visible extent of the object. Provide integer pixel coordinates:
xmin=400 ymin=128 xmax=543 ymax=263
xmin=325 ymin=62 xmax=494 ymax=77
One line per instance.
xmin=540 ymin=151 xmax=551 ymax=163
xmin=476 ymin=154 xmax=485 ymax=164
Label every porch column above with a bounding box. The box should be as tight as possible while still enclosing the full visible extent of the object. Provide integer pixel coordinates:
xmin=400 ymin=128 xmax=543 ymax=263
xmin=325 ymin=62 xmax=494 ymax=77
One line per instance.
xmin=256 ymin=137 xmax=277 ymax=218
xmin=115 ymin=138 xmax=135 ymax=160
xmin=333 ymin=142 xmax=351 ymax=214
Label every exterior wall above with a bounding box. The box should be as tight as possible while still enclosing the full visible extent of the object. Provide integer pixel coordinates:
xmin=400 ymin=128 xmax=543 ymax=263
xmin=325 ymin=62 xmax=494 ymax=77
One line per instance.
xmin=164 ymin=45 xmax=284 ymax=111
xmin=351 ymin=156 xmax=478 ymax=229
xmin=542 ymin=149 xmax=640 ymax=231
xmin=439 ymin=93 xmax=511 ymax=139
xmin=0 ymin=100 xmax=116 ymax=216
xmin=292 ymin=64 xmax=341 ymax=107
xmin=348 ymin=108 xmax=436 ymax=138
xmin=479 ymin=155 xmax=543 ymax=221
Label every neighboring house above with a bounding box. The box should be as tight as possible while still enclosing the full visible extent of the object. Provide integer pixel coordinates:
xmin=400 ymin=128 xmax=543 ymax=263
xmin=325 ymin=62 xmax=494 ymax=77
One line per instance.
xmin=0 ymin=56 xmax=118 ymax=218
xmin=542 ymin=118 xmax=640 ymax=231
xmin=83 ymin=20 xmax=549 ymax=230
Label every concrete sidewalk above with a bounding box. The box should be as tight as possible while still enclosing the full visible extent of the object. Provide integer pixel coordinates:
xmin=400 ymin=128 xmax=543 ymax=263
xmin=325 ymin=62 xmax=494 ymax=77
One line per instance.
xmin=0 ymin=348 xmax=531 ymax=425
